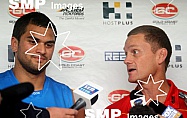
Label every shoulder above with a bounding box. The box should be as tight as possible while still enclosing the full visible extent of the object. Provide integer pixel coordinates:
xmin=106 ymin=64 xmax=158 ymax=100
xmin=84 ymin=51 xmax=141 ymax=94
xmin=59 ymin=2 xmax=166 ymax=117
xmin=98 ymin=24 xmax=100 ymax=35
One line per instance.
xmin=166 ymin=79 xmax=187 ymax=115
xmin=0 ymin=70 xmax=11 ymax=79
xmin=0 ymin=70 xmax=14 ymax=89
xmin=45 ymin=76 xmax=71 ymax=91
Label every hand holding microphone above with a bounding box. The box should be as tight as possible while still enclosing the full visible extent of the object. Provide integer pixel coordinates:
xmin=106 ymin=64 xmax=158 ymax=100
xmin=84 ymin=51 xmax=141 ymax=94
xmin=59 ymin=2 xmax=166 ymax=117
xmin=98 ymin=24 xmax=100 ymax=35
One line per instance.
xmin=149 ymin=100 xmax=183 ymax=118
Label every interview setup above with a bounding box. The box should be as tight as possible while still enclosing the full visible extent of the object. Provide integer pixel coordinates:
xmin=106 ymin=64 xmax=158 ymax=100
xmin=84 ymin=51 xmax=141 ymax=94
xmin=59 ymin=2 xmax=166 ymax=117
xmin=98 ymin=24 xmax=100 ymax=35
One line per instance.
xmin=0 ymin=0 xmax=187 ymax=118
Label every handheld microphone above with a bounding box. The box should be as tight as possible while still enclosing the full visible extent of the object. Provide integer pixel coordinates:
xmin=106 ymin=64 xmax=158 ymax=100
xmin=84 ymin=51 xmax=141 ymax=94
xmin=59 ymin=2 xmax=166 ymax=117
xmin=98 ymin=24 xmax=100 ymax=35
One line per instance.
xmin=0 ymin=82 xmax=34 ymax=104
xmin=72 ymin=81 xmax=103 ymax=109
xmin=70 ymin=94 xmax=98 ymax=110
xmin=129 ymin=105 xmax=157 ymax=115
xmin=70 ymin=98 xmax=86 ymax=110
xmin=0 ymin=82 xmax=35 ymax=118
xmin=149 ymin=100 xmax=183 ymax=118
xmin=130 ymin=90 xmax=146 ymax=107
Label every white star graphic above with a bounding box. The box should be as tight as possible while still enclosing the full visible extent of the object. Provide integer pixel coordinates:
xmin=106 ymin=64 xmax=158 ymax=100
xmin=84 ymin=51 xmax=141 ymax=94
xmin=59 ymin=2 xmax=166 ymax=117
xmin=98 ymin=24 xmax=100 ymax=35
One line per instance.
xmin=25 ymin=22 xmax=75 ymax=71
xmin=135 ymin=74 xmax=167 ymax=106
xmin=20 ymin=102 xmax=42 ymax=118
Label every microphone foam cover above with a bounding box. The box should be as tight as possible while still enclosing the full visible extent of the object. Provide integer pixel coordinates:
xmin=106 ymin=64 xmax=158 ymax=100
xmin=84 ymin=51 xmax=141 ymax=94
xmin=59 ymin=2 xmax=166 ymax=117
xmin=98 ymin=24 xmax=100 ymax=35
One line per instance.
xmin=149 ymin=100 xmax=166 ymax=114
xmin=1 ymin=82 xmax=34 ymax=102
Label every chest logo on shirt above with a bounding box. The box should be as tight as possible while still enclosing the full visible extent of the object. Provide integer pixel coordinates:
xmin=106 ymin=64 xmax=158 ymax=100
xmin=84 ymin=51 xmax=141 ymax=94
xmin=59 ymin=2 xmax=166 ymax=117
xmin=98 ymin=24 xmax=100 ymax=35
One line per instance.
xmin=32 ymin=91 xmax=40 ymax=95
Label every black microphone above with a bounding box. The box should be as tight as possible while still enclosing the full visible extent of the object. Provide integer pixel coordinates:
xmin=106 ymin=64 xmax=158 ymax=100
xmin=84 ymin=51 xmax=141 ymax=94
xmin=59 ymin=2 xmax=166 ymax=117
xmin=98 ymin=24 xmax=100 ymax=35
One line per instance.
xmin=129 ymin=105 xmax=157 ymax=115
xmin=130 ymin=90 xmax=145 ymax=106
xmin=0 ymin=82 xmax=34 ymax=103
xmin=149 ymin=100 xmax=183 ymax=118
xmin=130 ymin=90 xmax=142 ymax=100
xmin=70 ymin=98 xmax=86 ymax=110
xmin=70 ymin=94 xmax=98 ymax=110
xmin=0 ymin=82 xmax=35 ymax=118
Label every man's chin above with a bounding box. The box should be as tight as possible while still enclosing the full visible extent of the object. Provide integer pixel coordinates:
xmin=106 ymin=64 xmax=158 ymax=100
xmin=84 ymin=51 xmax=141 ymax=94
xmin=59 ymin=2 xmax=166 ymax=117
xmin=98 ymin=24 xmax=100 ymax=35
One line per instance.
xmin=128 ymin=78 xmax=138 ymax=83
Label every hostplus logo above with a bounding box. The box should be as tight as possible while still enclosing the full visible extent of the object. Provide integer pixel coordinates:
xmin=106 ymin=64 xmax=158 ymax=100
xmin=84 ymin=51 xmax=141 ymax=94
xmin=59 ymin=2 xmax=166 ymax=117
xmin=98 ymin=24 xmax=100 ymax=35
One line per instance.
xmin=8 ymin=45 xmax=15 ymax=69
xmin=102 ymin=1 xmax=133 ymax=25
xmin=168 ymin=45 xmax=182 ymax=68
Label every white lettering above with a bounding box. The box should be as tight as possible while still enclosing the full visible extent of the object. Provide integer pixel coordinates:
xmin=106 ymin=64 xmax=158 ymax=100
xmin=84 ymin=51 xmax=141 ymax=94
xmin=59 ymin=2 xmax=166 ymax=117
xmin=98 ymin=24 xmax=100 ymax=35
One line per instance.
xmin=9 ymin=0 xmax=19 ymax=9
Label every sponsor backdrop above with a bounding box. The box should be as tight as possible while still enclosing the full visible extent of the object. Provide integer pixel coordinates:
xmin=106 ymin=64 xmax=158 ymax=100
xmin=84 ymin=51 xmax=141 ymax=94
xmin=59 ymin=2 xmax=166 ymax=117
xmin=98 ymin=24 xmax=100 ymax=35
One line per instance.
xmin=0 ymin=0 xmax=187 ymax=110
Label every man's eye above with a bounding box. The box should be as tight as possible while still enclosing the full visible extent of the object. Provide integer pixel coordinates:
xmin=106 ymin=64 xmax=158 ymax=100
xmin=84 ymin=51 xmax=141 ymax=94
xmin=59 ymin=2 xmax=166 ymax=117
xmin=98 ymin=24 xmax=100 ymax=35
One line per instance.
xmin=46 ymin=43 xmax=54 ymax=48
xmin=29 ymin=40 xmax=36 ymax=44
xmin=133 ymin=50 xmax=138 ymax=54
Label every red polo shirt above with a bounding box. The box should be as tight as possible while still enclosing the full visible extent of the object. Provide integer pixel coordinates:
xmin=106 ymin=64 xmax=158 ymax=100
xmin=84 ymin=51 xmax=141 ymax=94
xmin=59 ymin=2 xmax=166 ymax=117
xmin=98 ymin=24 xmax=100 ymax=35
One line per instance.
xmin=105 ymin=80 xmax=187 ymax=117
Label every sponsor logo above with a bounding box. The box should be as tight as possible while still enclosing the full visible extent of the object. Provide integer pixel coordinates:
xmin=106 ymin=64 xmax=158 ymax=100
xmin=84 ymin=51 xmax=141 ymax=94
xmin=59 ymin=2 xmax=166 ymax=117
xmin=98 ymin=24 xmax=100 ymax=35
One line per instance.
xmin=152 ymin=3 xmax=178 ymax=19
xmin=152 ymin=3 xmax=178 ymax=25
xmin=102 ymin=1 xmax=133 ymax=25
xmin=9 ymin=2 xmax=36 ymax=19
xmin=162 ymin=106 xmax=182 ymax=117
xmin=103 ymin=2 xmax=132 ymax=19
xmin=8 ymin=45 xmax=14 ymax=62
xmin=58 ymin=46 xmax=85 ymax=63
xmin=134 ymin=99 xmax=143 ymax=105
xmin=108 ymin=90 xmax=130 ymax=104
xmin=105 ymin=51 xmax=126 ymax=61
xmin=8 ymin=45 xmax=15 ymax=69
xmin=79 ymin=84 xmax=99 ymax=95
xmin=54 ymin=3 xmax=85 ymax=20
xmin=168 ymin=45 xmax=182 ymax=68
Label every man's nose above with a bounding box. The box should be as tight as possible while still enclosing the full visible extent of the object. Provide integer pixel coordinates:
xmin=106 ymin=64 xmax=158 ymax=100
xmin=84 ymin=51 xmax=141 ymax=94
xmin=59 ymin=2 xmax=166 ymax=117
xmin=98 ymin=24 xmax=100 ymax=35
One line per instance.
xmin=124 ymin=54 xmax=132 ymax=65
xmin=36 ymin=43 xmax=46 ymax=54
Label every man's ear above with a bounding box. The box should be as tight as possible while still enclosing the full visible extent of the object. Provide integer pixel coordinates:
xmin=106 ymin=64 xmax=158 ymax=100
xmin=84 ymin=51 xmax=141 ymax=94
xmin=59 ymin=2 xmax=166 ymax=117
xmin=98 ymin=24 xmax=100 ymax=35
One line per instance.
xmin=11 ymin=37 xmax=18 ymax=53
xmin=157 ymin=48 xmax=167 ymax=65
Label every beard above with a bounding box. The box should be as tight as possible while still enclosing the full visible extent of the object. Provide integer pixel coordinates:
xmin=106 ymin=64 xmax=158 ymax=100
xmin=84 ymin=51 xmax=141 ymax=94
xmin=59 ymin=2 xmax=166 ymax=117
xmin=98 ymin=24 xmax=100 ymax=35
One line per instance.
xmin=17 ymin=54 xmax=49 ymax=75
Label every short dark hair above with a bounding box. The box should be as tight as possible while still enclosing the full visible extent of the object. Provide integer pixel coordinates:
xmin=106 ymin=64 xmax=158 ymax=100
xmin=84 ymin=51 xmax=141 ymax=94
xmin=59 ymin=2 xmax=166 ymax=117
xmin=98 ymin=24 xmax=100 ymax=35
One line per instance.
xmin=127 ymin=25 xmax=172 ymax=71
xmin=12 ymin=12 xmax=57 ymax=41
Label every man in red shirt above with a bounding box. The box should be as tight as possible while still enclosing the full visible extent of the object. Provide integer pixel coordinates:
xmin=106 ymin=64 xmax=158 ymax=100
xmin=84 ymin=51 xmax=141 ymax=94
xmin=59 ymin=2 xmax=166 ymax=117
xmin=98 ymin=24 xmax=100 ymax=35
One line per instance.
xmin=105 ymin=25 xmax=187 ymax=117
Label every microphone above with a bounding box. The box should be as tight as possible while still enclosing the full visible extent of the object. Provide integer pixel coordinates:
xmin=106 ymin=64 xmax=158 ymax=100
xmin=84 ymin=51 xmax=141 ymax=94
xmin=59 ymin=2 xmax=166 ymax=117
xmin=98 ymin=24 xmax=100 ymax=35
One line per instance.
xmin=70 ymin=98 xmax=86 ymax=110
xmin=70 ymin=94 xmax=98 ymax=110
xmin=0 ymin=82 xmax=34 ymax=104
xmin=72 ymin=81 xmax=103 ymax=109
xmin=129 ymin=105 xmax=157 ymax=115
xmin=130 ymin=90 xmax=146 ymax=107
xmin=0 ymin=82 xmax=35 ymax=118
xmin=149 ymin=100 xmax=183 ymax=118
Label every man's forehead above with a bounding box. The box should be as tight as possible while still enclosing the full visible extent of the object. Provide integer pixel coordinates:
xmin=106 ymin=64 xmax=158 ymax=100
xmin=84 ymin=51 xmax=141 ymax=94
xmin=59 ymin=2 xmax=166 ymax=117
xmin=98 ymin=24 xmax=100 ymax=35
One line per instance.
xmin=123 ymin=35 xmax=148 ymax=50
xmin=123 ymin=44 xmax=139 ymax=51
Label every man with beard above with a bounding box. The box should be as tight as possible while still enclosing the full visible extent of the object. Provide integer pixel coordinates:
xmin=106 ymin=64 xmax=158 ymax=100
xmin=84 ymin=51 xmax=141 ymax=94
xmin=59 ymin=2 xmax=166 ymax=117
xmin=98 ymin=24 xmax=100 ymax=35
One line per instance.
xmin=0 ymin=12 xmax=83 ymax=118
